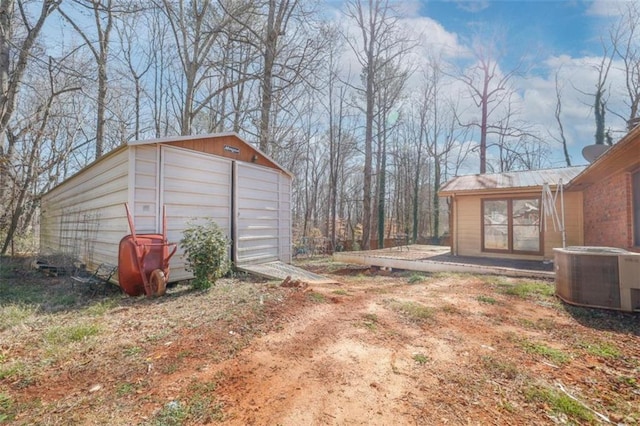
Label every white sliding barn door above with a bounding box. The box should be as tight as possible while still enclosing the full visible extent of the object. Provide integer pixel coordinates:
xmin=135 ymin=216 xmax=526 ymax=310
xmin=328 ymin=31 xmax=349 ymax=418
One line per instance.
xmin=234 ymin=163 xmax=291 ymax=265
xmin=160 ymin=146 xmax=232 ymax=280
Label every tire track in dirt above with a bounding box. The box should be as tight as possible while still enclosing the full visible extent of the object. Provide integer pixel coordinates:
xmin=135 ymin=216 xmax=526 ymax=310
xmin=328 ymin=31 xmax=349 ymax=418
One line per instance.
xmin=215 ymin=285 xmax=424 ymax=425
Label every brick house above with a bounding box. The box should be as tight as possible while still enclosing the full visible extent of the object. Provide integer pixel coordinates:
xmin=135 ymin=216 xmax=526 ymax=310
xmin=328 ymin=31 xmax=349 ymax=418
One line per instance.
xmin=566 ymin=125 xmax=640 ymax=252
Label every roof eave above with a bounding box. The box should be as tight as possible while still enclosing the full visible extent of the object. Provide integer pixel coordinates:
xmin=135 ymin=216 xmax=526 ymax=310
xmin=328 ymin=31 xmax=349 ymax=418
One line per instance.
xmin=128 ymin=132 xmax=293 ymax=178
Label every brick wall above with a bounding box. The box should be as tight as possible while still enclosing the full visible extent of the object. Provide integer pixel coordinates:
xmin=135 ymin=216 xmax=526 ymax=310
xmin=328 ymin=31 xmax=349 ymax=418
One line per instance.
xmin=583 ymin=172 xmax=632 ymax=248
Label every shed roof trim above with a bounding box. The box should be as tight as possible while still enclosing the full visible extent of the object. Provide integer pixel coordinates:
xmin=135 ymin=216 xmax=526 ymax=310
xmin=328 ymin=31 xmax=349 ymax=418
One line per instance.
xmin=439 ymin=166 xmax=586 ymax=195
xmin=127 ymin=132 xmax=291 ymax=177
xmin=127 ymin=131 xmax=239 ymax=146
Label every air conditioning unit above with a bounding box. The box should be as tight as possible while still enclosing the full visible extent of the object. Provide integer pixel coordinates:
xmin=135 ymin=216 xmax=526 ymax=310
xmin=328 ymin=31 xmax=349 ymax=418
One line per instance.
xmin=554 ymin=247 xmax=640 ymax=312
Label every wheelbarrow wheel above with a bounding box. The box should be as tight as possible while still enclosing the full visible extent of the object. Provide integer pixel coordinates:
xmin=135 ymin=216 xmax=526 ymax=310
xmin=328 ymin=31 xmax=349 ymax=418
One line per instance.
xmin=149 ymin=269 xmax=167 ymax=296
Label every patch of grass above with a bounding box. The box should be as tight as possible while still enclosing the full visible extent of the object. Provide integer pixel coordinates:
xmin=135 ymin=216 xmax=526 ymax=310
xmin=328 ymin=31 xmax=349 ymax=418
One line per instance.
xmin=407 ymin=273 xmax=426 ymax=284
xmin=307 ymin=292 xmax=327 ymax=303
xmin=146 ymin=330 xmax=172 ymax=342
xmin=188 ymin=396 xmax=225 ymax=423
xmin=476 ymin=295 xmax=497 ymax=304
xmin=0 ymin=361 xmax=25 ymax=380
xmin=500 ymin=400 xmax=517 ymax=413
xmin=617 ymin=376 xmax=638 ymax=389
xmin=440 ymin=304 xmax=463 ymax=315
xmin=123 ymin=346 xmax=143 ymax=357
xmin=412 ymin=353 xmax=429 ymax=365
xmin=44 ymin=323 xmax=101 ymax=345
xmin=481 ymin=275 xmax=508 ymax=286
xmin=55 ymin=294 xmax=78 ymax=307
xmin=116 ymin=382 xmax=135 ymax=397
xmin=498 ymin=281 xmax=554 ymax=299
xmin=388 ymin=300 xmax=434 ymax=324
xmin=0 ymin=304 xmax=37 ymax=331
xmin=0 ymin=392 xmax=16 ymax=422
xmin=0 ymin=279 xmax=46 ymax=305
xmin=431 ymin=272 xmax=467 ymax=280
xmin=579 ymin=341 xmax=621 ymax=359
xmin=84 ymin=299 xmax=119 ymax=316
xmin=184 ymin=379 xmax=225 ymax=423
xmin=517 ymin=317 xmax=557 ymax=331
xmin=361 ymin=313 xmax=378 ymax=331
xmin=331 ymin=289 xmax=349 ymax=296
xmin=481 ymin=355 xmax=520 ymax=380
xmin=151 ymin=400 xmax=187 ymax=426
xmin=524 ymin=385 xmax=595 ymax=423
xmin=163 ymin=362 xmax=181 ymax=375
xmin=521 ymin=340 xmax=570 ymax=365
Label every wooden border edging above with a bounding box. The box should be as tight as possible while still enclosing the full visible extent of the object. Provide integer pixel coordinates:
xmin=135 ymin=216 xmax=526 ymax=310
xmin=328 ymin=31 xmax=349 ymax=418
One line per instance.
xmin=333 ymin=252 xmax=554 ymax=279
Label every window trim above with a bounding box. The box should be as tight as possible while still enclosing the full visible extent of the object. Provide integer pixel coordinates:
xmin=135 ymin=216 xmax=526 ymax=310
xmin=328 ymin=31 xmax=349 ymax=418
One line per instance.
xmin=481 ymin=196 xmax=543 ymax=255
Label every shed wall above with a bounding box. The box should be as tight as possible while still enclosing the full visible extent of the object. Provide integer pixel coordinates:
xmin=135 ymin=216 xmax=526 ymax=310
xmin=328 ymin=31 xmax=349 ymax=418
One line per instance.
xmin=452 ymin=190 xmax=583 ymax=260
xmin=40 ymin=149 xmax=130 ymax=270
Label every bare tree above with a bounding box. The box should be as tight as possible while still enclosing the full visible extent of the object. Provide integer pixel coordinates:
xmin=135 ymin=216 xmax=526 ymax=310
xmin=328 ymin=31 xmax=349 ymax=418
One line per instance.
xmin=160 ymin=0 xmax=253 ymax=136
xmin=374 ymin=60 xmax=409 ymax=248
xmin=593 ymin=46 xmax=613 ymax=145
xmin=343 ymin=0 xmax=413 ymax=249
xmin=58 ymin=0 xmax=122 ymax=159
xmin=453 ymin=34 xmax=526 ymax=174
xmin=0 ymin=0 xmax=60 ymax=207
xmin=551 ymin=69 xmax=572 ymax=166
xmin=114 ymin=12 xmax=154 ymax=141
xmin=2 ymin=55 xmax=82 ymax=254
xmin=609 ymin=1 xmax=640 ymax=129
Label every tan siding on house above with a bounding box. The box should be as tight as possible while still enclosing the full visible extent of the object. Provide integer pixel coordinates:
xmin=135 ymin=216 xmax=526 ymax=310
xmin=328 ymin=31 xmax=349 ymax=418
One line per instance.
xmin=40 ymin=149 xmax=130 ymax=270
xmin=543 ymin=190 xmax=584 ymax=256
xmin=452 ymin=189 xmax=583 ymax=260
xmin=454 ymin=196 xmax=481 ymax=256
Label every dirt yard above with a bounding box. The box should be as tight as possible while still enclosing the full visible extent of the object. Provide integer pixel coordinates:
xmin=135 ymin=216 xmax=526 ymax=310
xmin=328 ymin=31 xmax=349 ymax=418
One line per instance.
xmin=1 ymin=256 xmax=639 ymax=425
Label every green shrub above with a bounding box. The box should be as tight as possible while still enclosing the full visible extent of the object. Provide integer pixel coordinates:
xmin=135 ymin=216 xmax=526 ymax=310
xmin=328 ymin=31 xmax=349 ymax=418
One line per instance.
xmin=180 ymin=219 xmax=231 ymax=290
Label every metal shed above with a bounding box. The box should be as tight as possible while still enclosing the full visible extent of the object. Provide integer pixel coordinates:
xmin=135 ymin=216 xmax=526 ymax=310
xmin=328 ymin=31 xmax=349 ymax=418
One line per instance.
xmin=39 ymin=133 xmax=292 ymax=283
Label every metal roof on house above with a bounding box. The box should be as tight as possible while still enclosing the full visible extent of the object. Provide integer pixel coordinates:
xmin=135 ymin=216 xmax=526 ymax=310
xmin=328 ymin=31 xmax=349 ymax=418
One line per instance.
xmin=439 ymin=166 xmax=586 ymax=195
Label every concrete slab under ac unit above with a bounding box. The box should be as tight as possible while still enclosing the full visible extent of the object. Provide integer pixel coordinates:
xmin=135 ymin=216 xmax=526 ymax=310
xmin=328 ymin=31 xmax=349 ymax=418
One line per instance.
xmin=237 ymin=261 xmax=338 ymax=285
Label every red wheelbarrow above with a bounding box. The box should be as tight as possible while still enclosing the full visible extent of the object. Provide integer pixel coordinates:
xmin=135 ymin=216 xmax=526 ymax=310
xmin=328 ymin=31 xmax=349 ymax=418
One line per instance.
xmin=118 ymin=203 xmax=177 ymax=296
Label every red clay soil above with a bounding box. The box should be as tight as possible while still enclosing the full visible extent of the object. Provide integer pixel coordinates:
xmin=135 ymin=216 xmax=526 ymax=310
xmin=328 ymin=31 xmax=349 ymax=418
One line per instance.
xmin=1 ymin=258 xmax=639 ymax=425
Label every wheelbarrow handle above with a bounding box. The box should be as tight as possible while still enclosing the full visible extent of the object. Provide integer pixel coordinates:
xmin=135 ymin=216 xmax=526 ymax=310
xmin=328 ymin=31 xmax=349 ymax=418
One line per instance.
xmin=167 ymin=243 xmax=178 ymax=261
xmin=124 ymin=203 xmax=137 ymax=241
xmin=163 ymin=244 xmax=178 ymax=269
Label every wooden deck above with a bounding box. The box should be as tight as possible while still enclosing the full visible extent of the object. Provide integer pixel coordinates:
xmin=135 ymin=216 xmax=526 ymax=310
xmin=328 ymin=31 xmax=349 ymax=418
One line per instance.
xmin=333 ymin=245 xmax=554 ymax=279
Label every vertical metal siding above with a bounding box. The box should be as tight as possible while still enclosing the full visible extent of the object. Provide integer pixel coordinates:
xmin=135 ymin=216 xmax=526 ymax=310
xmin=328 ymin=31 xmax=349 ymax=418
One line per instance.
xmin=235 ymin=163 xmax=290 ymax=265
xmin=133 ymin=145 xmax=159 ymax=233
xmin=160 ymin=146 xmax=232 ymax=281
xmin=278 ymin=173 xmax=292 ymax=262
xmin=39 ymin=149 xmax=130 ymax=270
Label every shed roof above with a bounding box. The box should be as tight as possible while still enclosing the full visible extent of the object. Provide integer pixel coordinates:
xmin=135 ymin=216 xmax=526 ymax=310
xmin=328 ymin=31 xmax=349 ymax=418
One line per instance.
xmin=439 ymin=166 xmax=586 ymax=196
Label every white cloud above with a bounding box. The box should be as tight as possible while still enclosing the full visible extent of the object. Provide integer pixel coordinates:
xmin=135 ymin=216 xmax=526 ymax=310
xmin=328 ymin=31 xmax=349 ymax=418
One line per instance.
xmin=402 ymin=16 xmax=471 ymax=60
xmin=451 ymin=0 xmax=491 ymax=13
xmin=585 ymin=0 xmax=627 ymax=17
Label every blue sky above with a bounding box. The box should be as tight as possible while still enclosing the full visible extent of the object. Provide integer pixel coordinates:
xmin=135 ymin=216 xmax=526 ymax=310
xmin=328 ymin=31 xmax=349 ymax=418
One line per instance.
xmin=338 ymin=0 xmax=632 ymax=169
xmin=419 ymin=1 xmax=609 ymax=58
